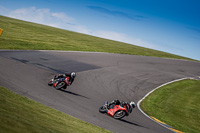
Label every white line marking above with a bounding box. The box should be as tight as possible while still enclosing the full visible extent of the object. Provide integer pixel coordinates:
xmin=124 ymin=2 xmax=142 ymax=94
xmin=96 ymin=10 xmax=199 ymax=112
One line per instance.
xmin=137 ymin=77 xmax=196 ymax=133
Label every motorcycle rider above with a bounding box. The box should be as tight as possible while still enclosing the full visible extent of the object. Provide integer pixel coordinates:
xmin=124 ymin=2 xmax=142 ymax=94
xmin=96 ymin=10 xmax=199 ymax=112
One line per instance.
xmin=108 ymin=99 xmax=136 ymax=115
xmin=54 ymin=72 xmax=76 ymax=86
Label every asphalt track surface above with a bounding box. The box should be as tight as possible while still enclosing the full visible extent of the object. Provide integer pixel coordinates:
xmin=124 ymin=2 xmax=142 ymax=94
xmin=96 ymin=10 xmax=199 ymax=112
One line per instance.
xmin=0 ymin=50 xmax=200 ymax=133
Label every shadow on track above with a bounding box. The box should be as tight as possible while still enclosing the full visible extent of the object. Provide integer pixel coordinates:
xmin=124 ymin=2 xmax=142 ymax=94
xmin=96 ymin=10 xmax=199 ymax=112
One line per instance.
xmin=120 ymin=119 xmax=147 ymax=128
xmin=61 ymin=89 xmax=90 ymax=99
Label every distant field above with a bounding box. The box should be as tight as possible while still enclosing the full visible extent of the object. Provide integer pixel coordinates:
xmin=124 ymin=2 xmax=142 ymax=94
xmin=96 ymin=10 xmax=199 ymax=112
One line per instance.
xmin=141 ymin=79 xmax=200 ymax=133
xmin=0 ymin=15 xmax=195 ymax=61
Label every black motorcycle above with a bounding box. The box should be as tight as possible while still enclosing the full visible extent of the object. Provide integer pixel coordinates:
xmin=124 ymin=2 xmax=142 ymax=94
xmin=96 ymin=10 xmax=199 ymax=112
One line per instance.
xmin=48 ymin=77 xmax=69 ymax=90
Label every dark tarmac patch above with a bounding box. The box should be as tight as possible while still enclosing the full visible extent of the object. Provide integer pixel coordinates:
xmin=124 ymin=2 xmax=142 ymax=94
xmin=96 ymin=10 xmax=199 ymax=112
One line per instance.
xmin=8 ymin=52 xmax=101 ymax=73
xmin=11 ymin=57 xmax=29 ymax=63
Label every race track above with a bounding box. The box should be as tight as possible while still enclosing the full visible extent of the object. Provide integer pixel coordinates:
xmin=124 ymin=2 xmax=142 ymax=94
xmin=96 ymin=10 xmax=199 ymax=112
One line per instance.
xmin=0 ymin=50 xmax=199 ymax=133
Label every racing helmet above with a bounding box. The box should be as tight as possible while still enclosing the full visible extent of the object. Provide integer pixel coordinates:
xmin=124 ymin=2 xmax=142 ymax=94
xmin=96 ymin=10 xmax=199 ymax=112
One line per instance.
xmin=130 ymin=101 xmax=136 ymax=109
xmin=71 ymin=72 xmax=76 ymax=78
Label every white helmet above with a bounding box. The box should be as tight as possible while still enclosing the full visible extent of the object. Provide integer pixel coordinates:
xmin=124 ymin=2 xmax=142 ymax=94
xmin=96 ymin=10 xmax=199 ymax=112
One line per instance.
xmin=71 ymin=72 xmax=76 ymax=78
xmin=130 ymin=101 xmax=136 ymax=109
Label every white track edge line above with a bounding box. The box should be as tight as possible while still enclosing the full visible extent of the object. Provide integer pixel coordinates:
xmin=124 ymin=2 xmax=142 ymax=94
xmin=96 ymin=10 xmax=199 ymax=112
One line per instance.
xmin=137 ymin=77 xmax=197 ymax=133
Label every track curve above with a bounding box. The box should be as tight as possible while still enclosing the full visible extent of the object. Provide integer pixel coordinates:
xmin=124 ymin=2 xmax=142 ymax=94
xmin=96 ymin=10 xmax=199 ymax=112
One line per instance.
xmin=0 ymin=50 xmax=199 ymax=133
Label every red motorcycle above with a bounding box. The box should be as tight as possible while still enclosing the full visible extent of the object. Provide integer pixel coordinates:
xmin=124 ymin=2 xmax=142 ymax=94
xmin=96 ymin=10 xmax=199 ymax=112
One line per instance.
xmin=48 ymin=77 xmax=70 ymax=90
xmin=99 ymin=101 xmax=129 ymax=119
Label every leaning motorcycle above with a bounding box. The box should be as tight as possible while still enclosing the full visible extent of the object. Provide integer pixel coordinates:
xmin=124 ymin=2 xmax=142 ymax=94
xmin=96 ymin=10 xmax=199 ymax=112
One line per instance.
xmin=48 ymin=77 xmax=70 ymax=90
xmin=99 ymin=101 xmax=129 ymax=119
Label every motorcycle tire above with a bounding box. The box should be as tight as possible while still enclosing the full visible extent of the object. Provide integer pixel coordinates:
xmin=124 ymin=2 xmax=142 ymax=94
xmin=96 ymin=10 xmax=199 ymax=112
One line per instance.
xmin=55 ymin=81 xmax=66 ymax=90
xmin=113 ymin=110 xmax=126 ymax=119
xmin=48 ymin=79 xmax=56 ymax=86
xmin=48 ymin=81 xmax=53 ymax=86
xmin=99 ymin=106 xmax=107 ymax=113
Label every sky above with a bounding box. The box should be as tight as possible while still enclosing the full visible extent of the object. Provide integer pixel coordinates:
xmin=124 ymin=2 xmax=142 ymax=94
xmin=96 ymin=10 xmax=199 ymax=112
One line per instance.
xmin=0 ymin=0 xmax=200 ymax=60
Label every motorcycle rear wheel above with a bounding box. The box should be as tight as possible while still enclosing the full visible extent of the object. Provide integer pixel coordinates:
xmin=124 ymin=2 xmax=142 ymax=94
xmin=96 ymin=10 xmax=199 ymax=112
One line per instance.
xmin=113 ymin=110 xmax=126 ymax=119
xmin=99 ymin=106 xmax=107 ymax=113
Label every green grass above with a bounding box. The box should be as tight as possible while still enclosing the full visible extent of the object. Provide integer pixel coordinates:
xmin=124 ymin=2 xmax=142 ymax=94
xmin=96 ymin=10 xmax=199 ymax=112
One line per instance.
xmin=0 ymin=86 xmax=111 ymax=133
xmin=0 ymin=15 xmax=196 ymax=61
xmin=141 ymin=79 xmax=200 ymax=133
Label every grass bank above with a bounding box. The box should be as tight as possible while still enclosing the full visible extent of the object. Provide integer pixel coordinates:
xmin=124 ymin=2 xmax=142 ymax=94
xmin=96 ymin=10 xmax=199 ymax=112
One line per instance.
xmin=141 ymin=79 xmax=200 ymax=133
xmin=0 ymin=15 xmax=195 ymax=61
xmin=0 ymin=86 xmax=111 ymax=133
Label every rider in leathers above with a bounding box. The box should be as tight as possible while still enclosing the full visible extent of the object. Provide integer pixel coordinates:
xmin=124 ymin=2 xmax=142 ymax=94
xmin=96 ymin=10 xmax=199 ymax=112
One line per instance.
xmin=54 ymin=72 xmax=76 ymax=86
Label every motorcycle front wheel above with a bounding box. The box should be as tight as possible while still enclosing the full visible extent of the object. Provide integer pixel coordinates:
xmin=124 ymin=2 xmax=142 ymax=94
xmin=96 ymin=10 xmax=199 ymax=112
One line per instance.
xmin=99 ymin=106 xmax=107 ymax=113
xmin=113 ymin=110 xmax=126 ymax=119
xmin=48 ymin=79 xmax=54 ymax=86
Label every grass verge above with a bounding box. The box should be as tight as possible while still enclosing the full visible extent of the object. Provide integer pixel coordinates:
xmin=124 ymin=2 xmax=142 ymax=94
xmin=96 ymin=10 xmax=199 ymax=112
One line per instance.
xmin=0 ymin=15 xmax=196 ymax=61
xmin=141 ymin=79 xmax=200 ymax=133
xmin=0 ymin=86 xmax=111 ymax=133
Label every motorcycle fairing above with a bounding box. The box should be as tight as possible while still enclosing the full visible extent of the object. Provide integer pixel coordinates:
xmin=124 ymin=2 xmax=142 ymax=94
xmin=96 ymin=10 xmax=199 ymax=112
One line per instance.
xmin=107 ymin=105 xmax=127 ymax=117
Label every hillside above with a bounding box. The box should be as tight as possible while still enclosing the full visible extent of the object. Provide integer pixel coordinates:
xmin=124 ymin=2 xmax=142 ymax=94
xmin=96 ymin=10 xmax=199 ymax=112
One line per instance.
xmin=0 ymin=15 xmax=195 ymax=61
